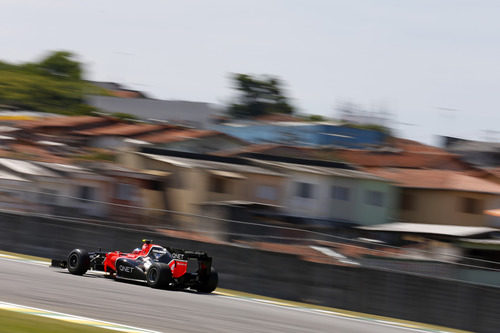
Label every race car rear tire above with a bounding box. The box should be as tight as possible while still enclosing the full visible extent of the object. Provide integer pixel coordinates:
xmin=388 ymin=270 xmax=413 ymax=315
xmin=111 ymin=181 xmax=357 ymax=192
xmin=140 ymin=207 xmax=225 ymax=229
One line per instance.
xmin=146 ymin=263 xmax=172 ymax=289
xmin=67 ymin=249 xmax=90 ymax=275
xmin=197 ymin=267 xmax=218 ymax=293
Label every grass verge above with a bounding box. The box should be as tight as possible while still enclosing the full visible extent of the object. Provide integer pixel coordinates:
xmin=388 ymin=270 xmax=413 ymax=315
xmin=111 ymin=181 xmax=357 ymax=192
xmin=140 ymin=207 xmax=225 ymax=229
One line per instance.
xmin=0 ymin=309 xmax=112 ymax=333
xmin=0 ymin=250 xmax=50 ymax=262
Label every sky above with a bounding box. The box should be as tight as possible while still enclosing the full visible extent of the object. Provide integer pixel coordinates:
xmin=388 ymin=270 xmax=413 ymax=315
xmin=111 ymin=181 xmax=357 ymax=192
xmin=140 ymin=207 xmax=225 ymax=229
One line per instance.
xmin=1 ymin=0 xmax=500 ymax=145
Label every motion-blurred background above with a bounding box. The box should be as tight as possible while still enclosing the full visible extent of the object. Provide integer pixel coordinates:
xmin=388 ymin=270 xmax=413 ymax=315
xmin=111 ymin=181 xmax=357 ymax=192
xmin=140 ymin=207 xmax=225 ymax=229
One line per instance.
xmin=0 ymin=1 xmax=499 ymax=332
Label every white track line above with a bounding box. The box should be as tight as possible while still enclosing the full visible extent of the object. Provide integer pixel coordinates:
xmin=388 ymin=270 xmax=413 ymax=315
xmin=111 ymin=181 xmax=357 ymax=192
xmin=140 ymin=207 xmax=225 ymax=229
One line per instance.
xmin=0 ymin=301 xmax=163 ymax=333
xmin=213 ymin=294 xmax=461 ymax=333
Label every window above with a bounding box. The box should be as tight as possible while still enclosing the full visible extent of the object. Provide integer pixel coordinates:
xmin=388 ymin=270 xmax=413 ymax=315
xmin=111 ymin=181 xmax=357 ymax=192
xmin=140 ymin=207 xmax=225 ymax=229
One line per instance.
xmin=461 ymin=197 xmax=482 ymax=214
xmin=295 ymin=182 xmax=314 ymax=198
xmin=146 ymin=180 xmax=164 ymax=191
xmin=116 ymin=183 xmax=134 ymax=200
xmin=78 ymin=186 xmax=95 ymax=201
xmin=331 ymin=186 xmax=350 ymax=201
xmin=256 ymin=185 xmax=277 ymax=200
xmin=365 ymin=190 xmax=384 ymax=207
xmin=210 ymin=177 xmax=227 ymax=193
xmin=39 ymin=189 xmax=58 ymax=205
xmin=401 ymin=193 xmax=415 ymax=210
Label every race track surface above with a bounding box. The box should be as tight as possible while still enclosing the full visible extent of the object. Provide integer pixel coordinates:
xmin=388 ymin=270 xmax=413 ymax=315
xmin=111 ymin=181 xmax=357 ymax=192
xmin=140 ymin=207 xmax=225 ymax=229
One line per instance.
xmin=0 ymin=257 xmax=431 ymax=333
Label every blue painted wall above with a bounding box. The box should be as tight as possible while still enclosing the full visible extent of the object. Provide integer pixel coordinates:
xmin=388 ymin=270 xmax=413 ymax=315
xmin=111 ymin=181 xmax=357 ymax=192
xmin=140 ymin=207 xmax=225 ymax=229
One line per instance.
xmin=211 ymin=123 xmax=386 ymax=148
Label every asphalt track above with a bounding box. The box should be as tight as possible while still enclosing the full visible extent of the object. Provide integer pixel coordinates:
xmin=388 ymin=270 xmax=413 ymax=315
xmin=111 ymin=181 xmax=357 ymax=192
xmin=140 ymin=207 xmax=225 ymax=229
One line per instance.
xmin=0 ymin=257 xmax=444 ymax=333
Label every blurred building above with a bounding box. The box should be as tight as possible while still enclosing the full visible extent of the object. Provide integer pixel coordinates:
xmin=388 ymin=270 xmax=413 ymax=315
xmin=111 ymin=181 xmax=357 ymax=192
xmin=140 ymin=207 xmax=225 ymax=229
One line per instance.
xmin=136 ymin=129 xmax=248 ymax=154
xmin=80 ymin=162 xmax=168 ymax=223
xmin=367 ymin=168 xmax=500 ymax=227
xmin=443 ymin=136 xmax=500 ymax=167
xmin=0 ymin=158 xmax=109 ymax=217
xmin=120 ymin=148 xmax=286 ymax=232
xmin=246 ymin=154 xmax=396 ymax=226
xmin=86 ymin=95 xmax=222 ymax=129
xmin=120 ymin=147 xmax=397 ymax=228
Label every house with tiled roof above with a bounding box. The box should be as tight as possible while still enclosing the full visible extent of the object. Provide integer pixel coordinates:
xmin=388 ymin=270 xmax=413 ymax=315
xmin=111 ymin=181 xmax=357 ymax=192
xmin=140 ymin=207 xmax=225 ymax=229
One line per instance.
xmin=0 ymin=158 xmax=110 ymax=217
xmin=136 ymin=129 xmax=248 ymax=154
xmin=366 ymin=168 xmax=500 ymax=227
xmin=212 ymin=138 xmax=476 ymax=171
xmin=245 ymin=154 xmax=396 ymax=226
xmin=18 ymin=116 xmax=118 ymax=135
xmin=119 ymin=147 xmax=287 ymax=230
xmin=335 ymin=147 xmax=471 ymax=170
xmin=74 ymin=123 xmax=168 ymax=149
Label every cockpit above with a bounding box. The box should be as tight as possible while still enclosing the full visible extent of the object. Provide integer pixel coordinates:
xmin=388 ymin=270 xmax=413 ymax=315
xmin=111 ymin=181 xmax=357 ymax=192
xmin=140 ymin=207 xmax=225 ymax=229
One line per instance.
xmin=147 ymin=246 xmax=172 ymax=262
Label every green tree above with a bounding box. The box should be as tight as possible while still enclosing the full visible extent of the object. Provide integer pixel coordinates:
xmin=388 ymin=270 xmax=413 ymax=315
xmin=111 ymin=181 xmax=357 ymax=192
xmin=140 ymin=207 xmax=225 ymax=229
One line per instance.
xmin=38 ymin=51 xmax=82 ymax=80
xmin=228 ymin=73 xmax=295 ymax=118
xmin=0 ymin=51 xmax=105 ymax=115
xmin=307 ymin=114 xmax=325 ymax=121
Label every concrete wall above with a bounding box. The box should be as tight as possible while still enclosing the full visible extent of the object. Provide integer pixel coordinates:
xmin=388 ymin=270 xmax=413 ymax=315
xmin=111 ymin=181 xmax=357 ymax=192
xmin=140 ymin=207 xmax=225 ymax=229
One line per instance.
xmin=355 ymin=179 xmax=397 ymax=226
xmin=0 ymin=211 xmax=499 ymax=332
xmin=284 ymin=172 xmax=394 ymax=225
xmin=399 ymin=188 xmax=499 ymax=227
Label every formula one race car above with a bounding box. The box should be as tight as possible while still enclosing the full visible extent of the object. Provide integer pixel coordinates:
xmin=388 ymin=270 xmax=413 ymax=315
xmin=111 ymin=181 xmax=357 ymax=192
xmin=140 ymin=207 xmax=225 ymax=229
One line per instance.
xmin=51 ymin=240 xmax=218 ymax=293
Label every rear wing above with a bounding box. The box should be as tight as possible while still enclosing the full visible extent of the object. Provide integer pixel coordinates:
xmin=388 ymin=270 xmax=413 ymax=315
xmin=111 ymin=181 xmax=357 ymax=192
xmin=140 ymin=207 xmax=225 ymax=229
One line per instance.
xmin=167 ymin=247 xmax=211 ymax=259
xmin=166 ymin=247 xmax=213 ymax=269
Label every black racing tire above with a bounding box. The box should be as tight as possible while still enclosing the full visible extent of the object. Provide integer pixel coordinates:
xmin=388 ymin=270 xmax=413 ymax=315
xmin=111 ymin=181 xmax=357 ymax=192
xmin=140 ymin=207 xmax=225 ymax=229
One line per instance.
xmin=197 ymin=267 xmax=218 ymax=293
xmin=67 ymin=249 xmax=90 ymax=275
xmin=146 ymin=263 xmax=172 ymax=289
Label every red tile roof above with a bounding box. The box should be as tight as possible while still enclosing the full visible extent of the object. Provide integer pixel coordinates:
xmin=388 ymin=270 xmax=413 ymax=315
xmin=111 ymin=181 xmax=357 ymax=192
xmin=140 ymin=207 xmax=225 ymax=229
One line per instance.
xmin=486 ymin=167 xmax=500 ymax=179
xmin=7 ymin=143 xmax=69 ymax=163
xmin=366 ymin=168 xmax=500 ymax=194
xmin=138 ymin=129 xmax=220 ymax=144
xmin=75 ymin=123 xmax=165 ymax=137
xmin=387 ymin=137 xmax=449 ymax=154
xmin=214 ymin=142 xmax=472 ymax=170
xmin=19 ymin=116 xmax=115 ymax=130
xmin=336 ymin=149 xmax=470 ymax=170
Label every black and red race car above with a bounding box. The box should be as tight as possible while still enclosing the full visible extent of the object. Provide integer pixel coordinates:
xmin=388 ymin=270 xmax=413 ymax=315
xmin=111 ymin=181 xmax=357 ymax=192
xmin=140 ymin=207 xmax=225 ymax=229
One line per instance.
xmin=51 ymin=240 xmax=218 ymax=293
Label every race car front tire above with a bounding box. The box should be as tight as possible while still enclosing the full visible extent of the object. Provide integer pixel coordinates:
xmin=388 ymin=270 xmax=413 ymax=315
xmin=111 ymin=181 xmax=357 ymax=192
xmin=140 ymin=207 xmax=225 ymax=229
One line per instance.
xmin=197 ymin=267 xmax=218 ymax=293
xmin=67 ymin=249 xmax=90 ymax=275
xmin=146 ymin=263 xmax=172 ymax=289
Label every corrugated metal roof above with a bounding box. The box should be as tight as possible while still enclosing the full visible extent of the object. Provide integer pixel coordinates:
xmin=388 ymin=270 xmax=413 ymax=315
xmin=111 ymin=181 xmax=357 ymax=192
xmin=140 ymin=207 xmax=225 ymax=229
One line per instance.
xmin=87 ymin=95 xmax=221 ymax=128
xmin=0 ymin=158 xmax=58 ymax=177
xmin=358 ymin=222 xmax=498 ymax=237
xmin=20 ymin=116 xmax=112 ymax=129
xmin=249 ymin=159 xmax=388 ymax=181
xmin=0 ymin=169 xmax=30 ymax=182
xmin=209 ymin=170 xmax=246 ymax=179
xmin=140 ymin=153 xmax=283 ymax=177
xmin=75 ymin=123 xmax=165 ymax=136
xmin=34 ymin=162 xmax=92 ymax=175
xmin=138 ymin=129 xmax=217 ymax=143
